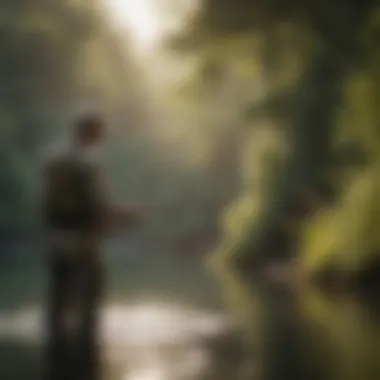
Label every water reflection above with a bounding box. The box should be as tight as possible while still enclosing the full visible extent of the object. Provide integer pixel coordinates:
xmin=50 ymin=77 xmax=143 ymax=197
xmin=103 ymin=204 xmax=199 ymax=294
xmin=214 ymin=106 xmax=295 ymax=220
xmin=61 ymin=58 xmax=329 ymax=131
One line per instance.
xmin=0 ymin=291 xmax=379 ymax=380
xmin=300 ymin=291 xmax=380 ymax=380
xmin=255 ymin=283 xmax=380 ymax=380
xmin=0 ymin=303 xmax=242 ymax=380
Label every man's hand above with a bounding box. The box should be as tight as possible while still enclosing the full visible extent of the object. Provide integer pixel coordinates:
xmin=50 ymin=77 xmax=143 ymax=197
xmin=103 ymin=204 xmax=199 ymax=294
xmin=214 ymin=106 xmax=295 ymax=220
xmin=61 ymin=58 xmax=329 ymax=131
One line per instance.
xmin=108 ymin=204 xmax=152 ymax=229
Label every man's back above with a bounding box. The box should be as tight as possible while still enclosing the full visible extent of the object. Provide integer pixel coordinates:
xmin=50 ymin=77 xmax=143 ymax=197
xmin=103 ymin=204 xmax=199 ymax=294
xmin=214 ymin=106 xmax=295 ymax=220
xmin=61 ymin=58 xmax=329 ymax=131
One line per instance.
xmin=44 ymin=143 xmax=106 ymax=232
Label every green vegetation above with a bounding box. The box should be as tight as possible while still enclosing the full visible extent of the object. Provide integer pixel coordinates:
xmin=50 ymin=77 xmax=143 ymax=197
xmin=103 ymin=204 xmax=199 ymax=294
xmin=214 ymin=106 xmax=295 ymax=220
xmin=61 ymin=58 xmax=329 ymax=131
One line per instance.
xmin=2 ymin=0 xmax=380 ymax=299
xmin=169 ymin=0 xmax=380 ymax=295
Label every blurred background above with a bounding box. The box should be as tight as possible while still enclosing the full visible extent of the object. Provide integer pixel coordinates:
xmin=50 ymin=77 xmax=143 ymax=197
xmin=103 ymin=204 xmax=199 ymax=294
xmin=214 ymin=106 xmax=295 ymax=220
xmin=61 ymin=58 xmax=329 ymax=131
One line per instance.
xmin=0 ymin=0 xmax=380 ymax=379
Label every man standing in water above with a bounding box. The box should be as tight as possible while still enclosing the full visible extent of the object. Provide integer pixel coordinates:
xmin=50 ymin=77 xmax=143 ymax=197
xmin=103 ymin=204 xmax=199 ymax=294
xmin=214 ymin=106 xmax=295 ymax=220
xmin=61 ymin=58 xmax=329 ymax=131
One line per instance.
xmin=44 ymin=110 xmax=146 ymax=380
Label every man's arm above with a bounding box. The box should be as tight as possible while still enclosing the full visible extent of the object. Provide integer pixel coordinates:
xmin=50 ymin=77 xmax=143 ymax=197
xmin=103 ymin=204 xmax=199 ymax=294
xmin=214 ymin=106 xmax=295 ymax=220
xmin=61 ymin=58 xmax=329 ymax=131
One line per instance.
xmin=107 ymin=204 xmax=150 ymax=229
xmin=96 ymin=167 xmax=150 ymax=230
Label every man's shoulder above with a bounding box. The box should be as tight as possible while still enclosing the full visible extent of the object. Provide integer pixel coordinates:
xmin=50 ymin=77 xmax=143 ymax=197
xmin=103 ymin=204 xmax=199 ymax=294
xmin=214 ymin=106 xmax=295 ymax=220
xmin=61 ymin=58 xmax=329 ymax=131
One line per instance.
xmin=44 ymin=142 xmax=72 ymax=165
xmin=43 ymin=142 xmax=103 ymax=176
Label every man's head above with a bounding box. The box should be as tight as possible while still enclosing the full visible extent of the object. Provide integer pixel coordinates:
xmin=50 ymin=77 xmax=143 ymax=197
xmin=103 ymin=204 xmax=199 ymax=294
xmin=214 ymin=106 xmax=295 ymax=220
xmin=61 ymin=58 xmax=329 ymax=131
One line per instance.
xmin=75 ymin=112 xmax=105 ymax=147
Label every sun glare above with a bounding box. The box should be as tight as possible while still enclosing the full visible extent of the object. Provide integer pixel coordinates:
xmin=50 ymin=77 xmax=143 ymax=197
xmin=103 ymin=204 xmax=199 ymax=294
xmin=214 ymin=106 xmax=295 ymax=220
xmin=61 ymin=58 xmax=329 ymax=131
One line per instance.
xmin=105 ymin=0 xmax=161 ymax=48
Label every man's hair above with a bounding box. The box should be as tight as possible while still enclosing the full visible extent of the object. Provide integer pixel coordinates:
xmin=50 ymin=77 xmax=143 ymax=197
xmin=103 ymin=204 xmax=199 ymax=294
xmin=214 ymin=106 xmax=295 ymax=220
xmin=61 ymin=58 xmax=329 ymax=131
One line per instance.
xmin=76 ymin=111 xmax=102 ymax=127
xmin=75 ymin=111 xmax=104 ymax=139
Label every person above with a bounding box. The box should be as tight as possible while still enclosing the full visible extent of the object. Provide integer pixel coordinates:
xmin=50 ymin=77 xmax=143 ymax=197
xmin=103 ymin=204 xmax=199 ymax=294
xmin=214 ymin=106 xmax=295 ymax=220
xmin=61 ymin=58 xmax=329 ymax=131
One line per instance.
xmin=43 ymin=110 xmax=146 ymax=380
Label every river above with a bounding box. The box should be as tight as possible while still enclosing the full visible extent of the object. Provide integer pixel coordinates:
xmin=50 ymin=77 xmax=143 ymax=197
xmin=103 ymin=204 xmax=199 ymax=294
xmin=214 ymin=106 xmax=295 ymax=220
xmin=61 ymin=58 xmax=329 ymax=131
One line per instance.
xmin=0 ymin=255 xmax=379 ymax=380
